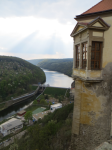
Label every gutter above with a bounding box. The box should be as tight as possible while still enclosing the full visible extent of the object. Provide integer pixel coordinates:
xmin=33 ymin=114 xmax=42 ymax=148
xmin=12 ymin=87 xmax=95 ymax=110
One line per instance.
xmin=75 ymin=9 xmax=112 ymax=19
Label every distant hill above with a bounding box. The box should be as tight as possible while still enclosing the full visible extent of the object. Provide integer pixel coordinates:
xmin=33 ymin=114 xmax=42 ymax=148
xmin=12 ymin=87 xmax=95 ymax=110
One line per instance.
xmin=0 ymin=56 xmax=46 ymax=102
xmin=28 ymin=59 xmax=73 ymax=77
xmin=27 ymin=59 xmax=44 ymax=66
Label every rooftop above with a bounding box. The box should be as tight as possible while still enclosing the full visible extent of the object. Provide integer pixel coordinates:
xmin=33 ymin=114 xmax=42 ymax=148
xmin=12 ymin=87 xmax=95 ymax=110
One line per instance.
xmin=82 ymin=0 xmax=112 ymax=15
xmin=17 ymin=110 xmax=26 ymax=115
xmin=33 ymin=110 xmax=51 ymax=120
xmin=51 ymin=103 xmax=62 ymax=107
xmin=0 ymin=118 xmax=23 ymax=131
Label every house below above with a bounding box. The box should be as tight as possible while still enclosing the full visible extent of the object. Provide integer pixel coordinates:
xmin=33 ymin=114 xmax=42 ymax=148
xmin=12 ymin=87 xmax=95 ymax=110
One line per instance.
xmin=50 ymin=103 xmax=62 ymax=112
xmin=17 ymin=110 xmax=26 ymax=116
xmin=0 ymin=118 xmax=23 ymax=136
xmin=33 ymin=110 xmax=51 ymax=121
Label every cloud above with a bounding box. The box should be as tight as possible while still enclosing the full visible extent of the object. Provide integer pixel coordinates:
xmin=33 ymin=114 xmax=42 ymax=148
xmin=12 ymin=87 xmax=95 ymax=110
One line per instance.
xmin=0 ymin=0 xmax=100 ymax=23
xmin=0 ymin=0 xmax=101 ymax=60
xmin=0 ymin=47 xmax=7 ymax=50
xmin=9 ymin=31 xmax=72 ymax=58
xmin=0 ymin=16 xmax=74 ymax=59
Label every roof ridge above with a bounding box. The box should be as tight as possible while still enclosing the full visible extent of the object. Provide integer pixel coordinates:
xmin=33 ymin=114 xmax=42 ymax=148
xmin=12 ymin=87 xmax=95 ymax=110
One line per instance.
xmin=82 ymin=0 xmax=103 ymax=15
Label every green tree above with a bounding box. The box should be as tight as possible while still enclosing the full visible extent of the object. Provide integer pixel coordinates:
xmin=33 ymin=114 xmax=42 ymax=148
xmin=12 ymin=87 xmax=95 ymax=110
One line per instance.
xmin=33 ymin=100 xmax=37 ymax=105
xmin=24 ymin=111 xmax=32 ymax=123
xmin=9 ymin=143 xmax=18 ymax=150
xmin=40 ymin=99 xmax=46 ymax=105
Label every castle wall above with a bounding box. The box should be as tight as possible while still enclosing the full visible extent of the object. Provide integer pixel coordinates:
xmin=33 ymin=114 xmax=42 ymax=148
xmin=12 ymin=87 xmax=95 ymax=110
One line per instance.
xmin=71 ymin=62 xmax=112 ymax=150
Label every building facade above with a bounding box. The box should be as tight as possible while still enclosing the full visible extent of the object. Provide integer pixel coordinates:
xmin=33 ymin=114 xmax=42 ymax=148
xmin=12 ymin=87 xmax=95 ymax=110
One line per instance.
xmin=70 ymin=0 xmax=112 ymax=149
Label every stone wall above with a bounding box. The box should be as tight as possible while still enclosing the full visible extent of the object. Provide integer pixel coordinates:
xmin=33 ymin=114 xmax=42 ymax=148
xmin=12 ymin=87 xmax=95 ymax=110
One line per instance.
xmin=70 ymin=62 xmax=112 ymax=150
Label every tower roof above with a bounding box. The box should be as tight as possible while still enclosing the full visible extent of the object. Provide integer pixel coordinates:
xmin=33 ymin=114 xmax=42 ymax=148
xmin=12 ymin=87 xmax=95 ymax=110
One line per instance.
xmin=82 ymin=0 xmax=112 ymax=15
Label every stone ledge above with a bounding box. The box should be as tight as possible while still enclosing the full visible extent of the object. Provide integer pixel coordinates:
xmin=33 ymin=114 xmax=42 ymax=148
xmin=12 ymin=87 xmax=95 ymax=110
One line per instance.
xmin=72 ymin=75 xmax=103 ymax=83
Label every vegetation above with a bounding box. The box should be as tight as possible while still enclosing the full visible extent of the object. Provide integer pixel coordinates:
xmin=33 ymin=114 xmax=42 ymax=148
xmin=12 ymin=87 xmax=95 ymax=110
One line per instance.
xmin=36 ymin=87 xmax=70 ymax=104
xmin=2 ymin=103 xmax=73 ymax=150
xmin=28 ymin=58 xmax=73 ymax=77
xmin=24 ymin=111 xmax=32 ymax=123
xmin=0 ymin=56 xmax=46 ymax=103
xmin=44 ymin=87 xmax=69 ymax=98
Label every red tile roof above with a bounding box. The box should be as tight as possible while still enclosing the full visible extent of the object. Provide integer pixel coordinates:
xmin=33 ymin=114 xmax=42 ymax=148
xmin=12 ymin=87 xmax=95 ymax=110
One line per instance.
xmin=82 ymin=0 xmax=112 ymax=15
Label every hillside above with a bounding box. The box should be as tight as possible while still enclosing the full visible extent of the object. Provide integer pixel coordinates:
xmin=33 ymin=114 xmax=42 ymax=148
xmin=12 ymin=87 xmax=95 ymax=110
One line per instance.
xmin=0 ymin=56 xmax=46 ymax=103
xmin=27 ymin=59 xmax=44 ymax=66
xmin=28 ymin=59 xmax=73 ymax=77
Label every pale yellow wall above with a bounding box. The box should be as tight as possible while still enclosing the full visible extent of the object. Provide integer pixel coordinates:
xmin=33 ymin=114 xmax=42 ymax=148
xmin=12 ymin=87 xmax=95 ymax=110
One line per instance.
xmin=76 ymin=26 xmax=84 ymax=32
xmin=89 ymin=70 xmax=101 ymax=78
xmin=93 ymin=22 xmax=103 ymax=27
xmin=101 ymin=16 xmax=112 ymax=68
xmin=72 ymin=79 xmax=107 ymax=134
xmin=73 ymin=69 xmax=101 ymax=79
xmin=75 ymin=34 xmax=80 ymax=43
xmin=80 ymin=82 xmax=106 ymax=125
xmin=81 ymin=30 xmax=88 ymax=40
xmin=93 ymin=31 xmax=103 ymax=37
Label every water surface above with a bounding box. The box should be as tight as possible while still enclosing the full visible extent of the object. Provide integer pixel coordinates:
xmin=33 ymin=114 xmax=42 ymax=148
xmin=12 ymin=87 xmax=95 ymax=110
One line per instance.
xmin=43 ymin=69 xmax=73 ymax=88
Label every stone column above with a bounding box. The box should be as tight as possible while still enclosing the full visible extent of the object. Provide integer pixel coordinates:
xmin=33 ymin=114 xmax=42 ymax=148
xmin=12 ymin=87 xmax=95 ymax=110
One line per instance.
xmin=79 ymin=43 xmax=82 ymax=69
xmin=72 ymin=79 xmax=82 ymax=135
xmin=87 ymin=31 xmax=91 ymax=70
xmin=73 ymin=38 xmax=76 ymax=69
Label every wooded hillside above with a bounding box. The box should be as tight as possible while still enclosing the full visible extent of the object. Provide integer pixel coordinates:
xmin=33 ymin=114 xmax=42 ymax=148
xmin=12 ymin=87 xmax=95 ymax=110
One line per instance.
xmin=38 ymin=59 xmax=73 ymax=77
xmin=28 ymin=59 xmax=73 ymax=77
xmin=0 ymin=56 xmax=46 ymax=102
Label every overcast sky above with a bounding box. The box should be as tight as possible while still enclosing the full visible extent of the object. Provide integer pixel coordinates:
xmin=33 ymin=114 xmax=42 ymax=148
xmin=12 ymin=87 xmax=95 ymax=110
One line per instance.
xmin=0 ymin=0 xmax=100 ymax=60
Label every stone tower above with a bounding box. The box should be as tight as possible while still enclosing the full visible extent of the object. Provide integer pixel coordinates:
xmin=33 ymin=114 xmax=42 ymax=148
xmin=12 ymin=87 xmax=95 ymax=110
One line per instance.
xmin=70 ymin=0 xmax=112 ymax=149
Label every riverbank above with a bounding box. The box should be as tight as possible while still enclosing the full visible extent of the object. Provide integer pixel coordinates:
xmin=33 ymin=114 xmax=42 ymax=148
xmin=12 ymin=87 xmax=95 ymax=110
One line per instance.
xmin=0 ymin=86 xmax=41 ymax=112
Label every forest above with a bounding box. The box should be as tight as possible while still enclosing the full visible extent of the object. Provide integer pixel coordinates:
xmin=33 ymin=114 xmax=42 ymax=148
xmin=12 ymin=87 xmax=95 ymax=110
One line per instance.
xmin=28 ymin=59 xmax=73 ymax=77
xmin=0 ymin=56 xmax=46 ymax=103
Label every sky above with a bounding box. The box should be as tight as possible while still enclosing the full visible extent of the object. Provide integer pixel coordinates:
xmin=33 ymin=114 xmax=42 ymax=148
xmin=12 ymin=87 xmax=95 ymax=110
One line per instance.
xmin=0 ymin=0 xmax=101 ymax=60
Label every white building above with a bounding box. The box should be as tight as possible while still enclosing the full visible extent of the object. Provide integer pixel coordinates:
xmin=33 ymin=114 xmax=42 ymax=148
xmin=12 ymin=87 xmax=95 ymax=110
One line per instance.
xmin=0 ymin=118 xmax=23 ymax=136
xmin=50 ymin=103 xmax=62 ymax=112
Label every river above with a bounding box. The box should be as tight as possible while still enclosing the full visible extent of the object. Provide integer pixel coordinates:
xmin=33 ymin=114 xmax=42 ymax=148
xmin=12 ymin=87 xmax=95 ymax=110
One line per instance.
xmin=0 ymin=69 xmax=73 ymax=122
xmin=43 ymin=69 xmax=73 ymax=88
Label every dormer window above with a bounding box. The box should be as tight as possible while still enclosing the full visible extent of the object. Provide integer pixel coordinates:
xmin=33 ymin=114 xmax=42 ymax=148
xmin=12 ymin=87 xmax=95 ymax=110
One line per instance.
xmin=76 ymin=45 xmax=80 ymax=68
xmin=82 ymin=43 xmax=87 ymax=69
xmin=91 ymin=42 xmax=102 ymax=70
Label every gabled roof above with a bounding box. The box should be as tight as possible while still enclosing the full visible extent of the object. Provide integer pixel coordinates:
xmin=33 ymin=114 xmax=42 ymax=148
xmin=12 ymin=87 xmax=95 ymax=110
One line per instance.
xmin=70 ymin=22 xmax=87 ymax=37
xmin=82 ymin=0 xmax=112 ymax=15
xmin=70 ymin=17 xmax=110 ymax=37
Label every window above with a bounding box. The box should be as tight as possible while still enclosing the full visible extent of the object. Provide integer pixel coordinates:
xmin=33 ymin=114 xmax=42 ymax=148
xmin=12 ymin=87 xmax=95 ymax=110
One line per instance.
xmin=82 ymin=43 xmax=87 ymax=69
xmin=76 ymin=45 xmax=80 ymax=68
xmin=91 ymin=42 xmax=102 ymax=70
